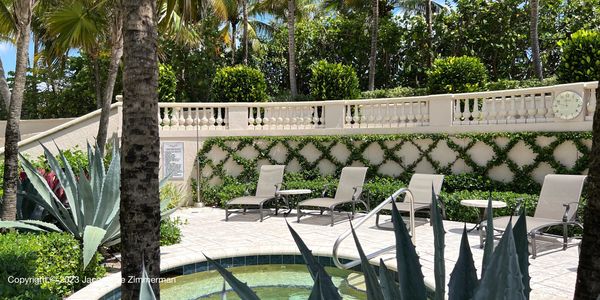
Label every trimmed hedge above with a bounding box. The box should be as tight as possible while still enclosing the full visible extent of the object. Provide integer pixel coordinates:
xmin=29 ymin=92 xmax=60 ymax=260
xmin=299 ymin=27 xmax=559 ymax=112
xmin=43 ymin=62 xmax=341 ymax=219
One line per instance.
xmin=557 ymin=29 xmax=600 ymax=84
xmin=0 ymin=232 xmax=105 ymax=299
xmin=309 ymin=60 xmax=360 ymax=100
xmin=211 ymin=65 xmax=268 ymax=102
xmin=427 ymin=56 xmax=488 ymax=94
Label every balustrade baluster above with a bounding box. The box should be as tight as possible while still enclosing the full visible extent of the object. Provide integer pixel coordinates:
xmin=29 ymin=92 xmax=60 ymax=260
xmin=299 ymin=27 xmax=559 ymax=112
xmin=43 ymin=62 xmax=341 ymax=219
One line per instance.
xmin=536 ymin=93 xmax=547 ymax=122
xmin=161 ymin=107 xmax=170 ymax=129
xmin=453 ymin=99 xmax=461 ymax=124
xmin=480 ymin=98 xmax=489 ymax=124
xmin=471 ymin=98 xmax=480 ymax=124
xmin=185 ymin=108 xmax=193 ymax=129
xmin=421 ymin=101 xmax=429 ymax=125
xmin=171 ymin=107 xmax=180 ymax=128
xmin=545 ymin=94 xmax=554 ymax=119
xmin=517 ymin=95 xmax=526 ymax=123
xmin=216 ymin=107 xmax=223 ymax=129
xmin=248 ymin=107 xmax=255 ymax=129
xmin=352 ymin=105 xmax=360 ymax=127
xmin=414 ymin=102 xmax=422 ymax=125
xmin=178 ymin=108 xmax=185 ymax=129
xmin=497 ymin=97 xmax=507 ymax=124
xmin=526 ymin=94 xmax=536 ymax=123
xmin=208 ymin=108 xmax=216 ymax=129
xmin=507 ymin=96 xmax=517 ymax=123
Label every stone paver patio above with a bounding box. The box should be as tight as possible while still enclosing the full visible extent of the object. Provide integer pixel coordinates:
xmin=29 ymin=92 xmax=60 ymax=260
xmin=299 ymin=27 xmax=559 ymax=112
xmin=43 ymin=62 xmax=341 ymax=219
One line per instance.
xmin=69 ymin=207 xmax=579 ymax=299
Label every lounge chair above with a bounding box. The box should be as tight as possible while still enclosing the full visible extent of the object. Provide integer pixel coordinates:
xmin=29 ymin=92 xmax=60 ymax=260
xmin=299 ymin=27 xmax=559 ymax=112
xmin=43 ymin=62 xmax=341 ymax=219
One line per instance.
xmin=480 ymin=174 xmax=586 ymax=258
xmin=225 ymin=165 xmax=285 ymax=222
xmin=375 ymin=173 xmax=445 ymax=228
xmin=296 ymin=167 xmax=368 ymax=226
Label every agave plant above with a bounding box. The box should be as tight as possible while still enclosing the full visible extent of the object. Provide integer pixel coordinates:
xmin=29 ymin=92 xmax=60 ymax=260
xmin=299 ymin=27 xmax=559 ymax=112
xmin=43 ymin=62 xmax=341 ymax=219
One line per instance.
xmin=193 ymin=187 xmax=531 ymax=300
xmin=17 ymin=169 xmax=67 ymax=220
xmin=0 ymin=143 xmax=177 ymax=269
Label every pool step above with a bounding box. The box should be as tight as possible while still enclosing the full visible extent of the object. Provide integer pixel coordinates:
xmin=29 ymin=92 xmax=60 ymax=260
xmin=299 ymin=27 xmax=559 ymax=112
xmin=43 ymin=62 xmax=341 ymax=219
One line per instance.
xmin=346 ymin=272 xmax=366 ymax=292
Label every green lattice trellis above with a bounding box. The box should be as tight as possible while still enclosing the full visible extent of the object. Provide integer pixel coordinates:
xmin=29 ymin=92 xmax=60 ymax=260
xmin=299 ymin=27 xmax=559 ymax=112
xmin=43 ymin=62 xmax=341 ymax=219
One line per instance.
xmin=196 ymin=132 xmax=592 ymax=189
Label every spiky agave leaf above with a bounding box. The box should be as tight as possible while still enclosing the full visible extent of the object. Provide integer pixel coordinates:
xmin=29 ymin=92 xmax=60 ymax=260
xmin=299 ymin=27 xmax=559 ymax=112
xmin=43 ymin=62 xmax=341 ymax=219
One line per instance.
xmin=448 ymin=225 xmax=478 ymax=300
xmin=390 ymin=201 xmax=427 ymax=300
xmin=430 ymin=185 xmax=445 ymax=300
xmin=204 ymin=254 xmax=260 ymax=300
xmin=350 ymin=222 xmax=383 ymax=300
xmin=482 ymin=196 xmax=494 ymax=277
xmin=82 ymin=226 xmax=107 ymax=269
xmin=139 ymin=260 xmax=157 ymax=300
xmin=379 ymin=259 xmax=400 ymax=300
xmin=286 ymin=221 xmax=341 ymax=300
xmin=473 ymin=220 xmax=526 ymax=300
xmin=512 ymin=209 xmax=531 ymax=299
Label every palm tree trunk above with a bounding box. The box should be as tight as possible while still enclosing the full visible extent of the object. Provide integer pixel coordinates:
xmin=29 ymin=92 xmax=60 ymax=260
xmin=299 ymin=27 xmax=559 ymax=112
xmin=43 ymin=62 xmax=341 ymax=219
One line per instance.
xmin=287 ymin=0 xmax=297 ymax=97
xmin=575 ymin=90 xmax=600 ymax=298
xmin=97 ymin=9 xmax=124 ymax=153
xmin=425 ymin=0 xmax=433 ymax=67
xmin=92 ymin=55 xmax=103 ymax=109
xmin=0 ymin=59 xmax=11 ymax=109
xmin=120 ymin=0 xmax=161 ymax=297
xmin=242 ymin=0 xmax=248 ymax=65
xmin=231 ymin=21 xmax=237 ymax=64
xmin=1 ymin=0 xmax=32 ymax=221
xmin=530 ymin=0 xmax=542 ymax=80
xmin=367 ymin=0 xmax=378 ymax=91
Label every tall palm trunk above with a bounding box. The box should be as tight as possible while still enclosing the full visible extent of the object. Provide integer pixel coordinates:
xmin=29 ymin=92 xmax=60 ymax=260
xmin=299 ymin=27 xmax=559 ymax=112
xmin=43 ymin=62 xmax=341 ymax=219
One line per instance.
xmin=0 ymin=59 xmax=11 ymax=108
xmin=242 ymin=0 xmax=248 ymax=65
xmin=575 ymin=90 xmax=600 ymax=298
xmin=425 ymin=0 xmax=433 ymax=67
xmin=367 ymin=0 xmax=378 ymax=91
xmin=92 ymin=55 xmax=103 ymax=109
xmin=120 ymin=0 xmax=161 ymax=297
xmin=97 ymin=8 xmax=124 ymax=153
xmin=530 ymin=0 xmax=542 ymax=80
xmin=287 ymin=0 xmax=297 ymax=97
xmin=231 ymin=21 xmax=237 ymax=64
xmin=1 ymin=0 xmax=32 ymax=221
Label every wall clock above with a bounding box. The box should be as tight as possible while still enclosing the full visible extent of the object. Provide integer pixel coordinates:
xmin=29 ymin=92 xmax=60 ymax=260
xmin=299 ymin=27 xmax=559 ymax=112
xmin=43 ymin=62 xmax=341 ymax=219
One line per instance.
xmin=552 ymin=91 xmax=583 ymax=120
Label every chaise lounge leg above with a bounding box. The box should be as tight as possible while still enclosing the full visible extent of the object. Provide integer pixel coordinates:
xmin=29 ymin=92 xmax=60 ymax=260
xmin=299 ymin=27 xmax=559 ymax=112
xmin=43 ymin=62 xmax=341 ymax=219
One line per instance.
xmin=331 ymin=210 xmax=334 ymax=227
xmin=479 ymin=227 xmax=484 ymax=249
xmin=563 ymin=223 xmax=568 ymax=250
xmin=225 ymin=206 xmax=229 ymax=221
xmin=531 ymin=232 xmax=537 ymax=258
xmin=297 ymin=206 xmax=302 ymax=223
xmin=259 ymin=204 xmax=264 ymax=222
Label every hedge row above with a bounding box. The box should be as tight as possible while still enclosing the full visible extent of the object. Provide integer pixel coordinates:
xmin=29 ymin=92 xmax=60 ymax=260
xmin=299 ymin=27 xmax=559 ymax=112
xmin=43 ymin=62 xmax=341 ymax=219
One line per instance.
xmin=0 ymin=232 xmax=105 ymax=299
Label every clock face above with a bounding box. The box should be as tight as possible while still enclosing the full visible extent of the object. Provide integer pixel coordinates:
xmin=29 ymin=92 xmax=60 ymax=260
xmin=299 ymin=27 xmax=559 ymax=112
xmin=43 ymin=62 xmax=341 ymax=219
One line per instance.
xmin=552 ymin=91 xmax=583 ymax=120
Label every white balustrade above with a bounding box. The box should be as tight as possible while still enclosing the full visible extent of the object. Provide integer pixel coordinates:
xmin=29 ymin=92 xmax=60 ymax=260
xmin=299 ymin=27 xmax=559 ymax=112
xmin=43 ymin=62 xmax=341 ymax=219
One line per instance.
xmin=344 ymin=99 xmax=430 ymax=128
xmin=156 ymin=81 xmax=597 ymax=132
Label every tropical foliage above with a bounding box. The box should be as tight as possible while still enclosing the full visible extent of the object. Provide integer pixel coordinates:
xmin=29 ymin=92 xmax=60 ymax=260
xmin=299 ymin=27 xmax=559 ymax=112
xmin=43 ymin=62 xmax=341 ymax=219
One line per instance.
xmin=309 ymin=60 xmax=360 ymax=100
xmin=427 ymin=56 xmax=488 ymax=94
xmin=557 ymin=29 xmax=600 ymax=84
xmin=211 ymin=65 xmax=268 ymax=102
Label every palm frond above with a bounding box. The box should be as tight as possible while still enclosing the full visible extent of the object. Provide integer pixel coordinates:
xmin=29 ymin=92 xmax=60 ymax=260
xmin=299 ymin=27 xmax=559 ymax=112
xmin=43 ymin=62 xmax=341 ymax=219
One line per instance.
xmin=45 ymin=0 xmax=107 ymax=53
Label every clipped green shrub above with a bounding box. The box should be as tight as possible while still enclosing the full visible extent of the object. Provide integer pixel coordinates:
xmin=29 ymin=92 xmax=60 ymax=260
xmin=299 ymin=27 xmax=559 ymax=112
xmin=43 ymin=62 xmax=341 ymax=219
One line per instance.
xmin=485 ymin=77 xmax=558 ymax=91
xmin=557 ymin=29 xmax=600 ymax=84
xmin=427 ymin=56 xmax=488 ymax=94
xmin=440 ymin=190 xmax=538 ymax=223
xmin=211 ymin=65 xmax=268 ymax=102
xmin=160 ymin=217 xmax=185 ymax=246
xmin=0 ymin=232 xmax=105 ymax=299
xmin=309 ymin=60 xmax=360 ymax=100
xmin=159 ymin=63 xmax=178 ymax=102
xmin=360 ymin=86 xmax=429 ymax=99
xmin=160 ymin=183 xmax=185 ymax=209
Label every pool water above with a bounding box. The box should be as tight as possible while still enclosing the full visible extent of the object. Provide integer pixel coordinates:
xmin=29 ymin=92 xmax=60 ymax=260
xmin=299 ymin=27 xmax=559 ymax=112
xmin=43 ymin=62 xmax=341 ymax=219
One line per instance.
xmin=160 ymin=264 xmax=367 ymax=300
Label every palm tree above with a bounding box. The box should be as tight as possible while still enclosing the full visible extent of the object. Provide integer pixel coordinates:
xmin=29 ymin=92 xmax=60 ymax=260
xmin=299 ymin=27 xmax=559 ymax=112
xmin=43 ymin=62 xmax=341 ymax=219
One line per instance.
xmin=367 ymin=0 xmax=378 ymax=90
xmin=258 ymin=0 xmax=316 ymax=98
xmin=212 ymin=0 xmax=270 ymax=65
xmin=120 ymin=0 xmax=161 ymax=298
xmin=44 ymin=0 xmax=123 ymax=152
xmin=530 ymin=0 xmax=542 ymax=80
xmin=0 ymin=0 xmax=33 ymax=221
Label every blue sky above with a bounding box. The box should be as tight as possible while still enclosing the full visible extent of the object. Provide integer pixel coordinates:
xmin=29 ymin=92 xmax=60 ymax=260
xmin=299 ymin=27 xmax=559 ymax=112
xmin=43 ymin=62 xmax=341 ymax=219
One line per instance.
xmin=0 ymin=39 xmax=36 ymax=74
